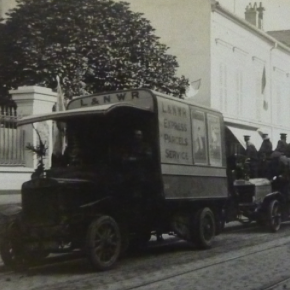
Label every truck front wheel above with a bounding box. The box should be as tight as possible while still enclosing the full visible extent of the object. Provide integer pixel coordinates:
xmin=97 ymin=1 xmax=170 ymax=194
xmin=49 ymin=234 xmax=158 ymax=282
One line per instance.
xmin=0 ymin=220 xmax=26 ymax=269
xmin=85 ymin=215 xmax=121 ymax=271
xmin=190 ymin=207 xmax=215 ymax=249
xmin=267 ymin=200 xmax=281 ymax=232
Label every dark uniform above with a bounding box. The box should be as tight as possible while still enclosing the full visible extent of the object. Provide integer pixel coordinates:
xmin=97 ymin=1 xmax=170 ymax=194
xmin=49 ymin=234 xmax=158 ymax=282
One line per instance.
xmin=244 ymin=135 xmax=258 ymax=178
xmin=258 ymin=134 xmax=273 ymax=177
xmin=275 ymin=134 xmax=290 ymax=201
xmin=269 ymin=133 xmax=288 ymax=179
xmin=258 ymin=135 xmax=273 ymax=158
xmin=274 ymin=133 xmax=287 ymax=154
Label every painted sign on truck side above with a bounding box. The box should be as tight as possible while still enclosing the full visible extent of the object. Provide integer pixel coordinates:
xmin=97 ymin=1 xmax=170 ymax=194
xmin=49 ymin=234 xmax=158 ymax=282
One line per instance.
xmin=157 ymin=98 xmax=192 ymax=165
xmin=67 ymin=90 xmax=154 ymax=111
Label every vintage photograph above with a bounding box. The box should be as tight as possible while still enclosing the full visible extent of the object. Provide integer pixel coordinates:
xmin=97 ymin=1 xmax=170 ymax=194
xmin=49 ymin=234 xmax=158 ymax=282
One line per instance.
xmin=1 ymin=0 xmax=290 ymax=289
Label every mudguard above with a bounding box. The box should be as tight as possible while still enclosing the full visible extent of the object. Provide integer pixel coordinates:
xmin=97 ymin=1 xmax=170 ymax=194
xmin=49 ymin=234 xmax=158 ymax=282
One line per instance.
xmin=262 ymin=191 xmax=284 ymax=205
xmin=0 ymin=204 xmax=22 ymax=242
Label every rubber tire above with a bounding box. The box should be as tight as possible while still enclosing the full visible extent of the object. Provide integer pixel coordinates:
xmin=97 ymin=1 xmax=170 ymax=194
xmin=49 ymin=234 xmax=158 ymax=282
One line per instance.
xmin=0 ymin=237 xmax=16 ymax=268
xmin=85 ymin=215 xmax=121 ymax=271
xmin=191 ymin=208 xmax=216 ymax=249
xmin=0 ymin=221 xmax=25 ymax=269
xmin=267 ymin=200 xmax=281 ymax=232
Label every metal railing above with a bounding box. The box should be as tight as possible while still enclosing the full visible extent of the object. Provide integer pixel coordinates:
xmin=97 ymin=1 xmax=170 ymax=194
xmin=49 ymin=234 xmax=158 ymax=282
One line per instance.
xmin=0 ymin=104 xmax=25 ymax=166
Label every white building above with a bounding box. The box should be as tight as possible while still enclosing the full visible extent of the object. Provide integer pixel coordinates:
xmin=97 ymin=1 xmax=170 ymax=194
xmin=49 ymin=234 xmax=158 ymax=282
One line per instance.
xmin=2 ymin=0 xmax=290 ymax=153
xmin=121 ymin=0 xmax=290 ymax=153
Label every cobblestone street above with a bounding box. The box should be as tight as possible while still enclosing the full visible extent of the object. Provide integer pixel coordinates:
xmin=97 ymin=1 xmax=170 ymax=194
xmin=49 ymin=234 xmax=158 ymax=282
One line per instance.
xmin=1 ymin=222 xmax=290 ymax=290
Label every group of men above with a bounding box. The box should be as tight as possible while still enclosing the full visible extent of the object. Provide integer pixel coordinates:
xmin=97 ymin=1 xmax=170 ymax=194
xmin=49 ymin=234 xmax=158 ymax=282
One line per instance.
xmin=244 ymin=133 xmax=289 ymax=179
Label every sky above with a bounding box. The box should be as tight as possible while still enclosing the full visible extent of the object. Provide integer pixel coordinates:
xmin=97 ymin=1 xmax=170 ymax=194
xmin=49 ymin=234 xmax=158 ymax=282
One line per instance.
xmin=218 ymin=0 xmax=290 ymax=31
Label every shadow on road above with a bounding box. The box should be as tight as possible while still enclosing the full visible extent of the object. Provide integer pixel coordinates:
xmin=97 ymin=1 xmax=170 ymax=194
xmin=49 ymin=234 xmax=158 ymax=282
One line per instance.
xmin=222 ymin=220 xmax=290 ymax=234
xmin=3 ymin=222 xmax=290 ymax=276
xmin=0 ymin=237 xmax=194 ymax=276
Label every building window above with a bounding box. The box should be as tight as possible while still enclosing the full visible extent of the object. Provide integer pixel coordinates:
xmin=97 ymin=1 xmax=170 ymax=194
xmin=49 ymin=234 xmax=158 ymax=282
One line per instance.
xmin=236 ymin=69 xmax=243 ymax=117
xmin=219 ymin=63 xmax=227 ymax=112
xmin=276 ymin=84 xmax=282 ymax=125
xmin=255 ymin=74 xmax=262 ymax=121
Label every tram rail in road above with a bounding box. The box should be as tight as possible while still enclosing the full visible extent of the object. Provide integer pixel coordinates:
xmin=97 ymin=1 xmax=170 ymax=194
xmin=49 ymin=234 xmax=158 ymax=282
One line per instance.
xmin=1 ymin=222 xmax=290 ymax=290
xmin=0 ymin=221 xmax=259 ymax=273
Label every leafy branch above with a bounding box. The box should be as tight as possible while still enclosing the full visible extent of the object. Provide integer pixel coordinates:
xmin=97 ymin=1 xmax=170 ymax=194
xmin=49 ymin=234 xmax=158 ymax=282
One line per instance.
xmin=26 ymin=124 xmax=48 ymax=178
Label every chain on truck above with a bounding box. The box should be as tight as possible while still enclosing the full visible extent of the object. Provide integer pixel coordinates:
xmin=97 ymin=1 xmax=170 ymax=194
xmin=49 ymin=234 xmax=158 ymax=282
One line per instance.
xmin=0 ymin=89 xmax=228 ymax=271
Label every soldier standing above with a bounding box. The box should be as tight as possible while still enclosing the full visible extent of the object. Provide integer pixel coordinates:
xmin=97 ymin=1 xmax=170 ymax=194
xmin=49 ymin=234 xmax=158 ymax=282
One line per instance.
xmin=269 ymin=133 xmax=288 ymax=178
xmin=274 ymin=133 xmax=287 ymax=154
xmin=258 ymin=133 xmax=273 ymax=158
xmin=258 ymin=133 xmax=273 ymax=177
xmin=244 ymin=135 xmax=258 ymax=178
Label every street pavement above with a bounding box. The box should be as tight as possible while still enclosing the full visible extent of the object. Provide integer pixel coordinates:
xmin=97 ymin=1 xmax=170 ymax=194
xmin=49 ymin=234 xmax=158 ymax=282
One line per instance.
xmin=1 ymin=222 xmax=290 ymax=290
xmin=0 ymin=194 xmax=21 ymax=205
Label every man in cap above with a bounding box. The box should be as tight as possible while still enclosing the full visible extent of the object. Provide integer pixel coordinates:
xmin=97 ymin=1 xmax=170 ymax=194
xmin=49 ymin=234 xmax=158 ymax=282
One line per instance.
xmin=274 ymin=133 xmax=287 ymax=154
xmin=258 ymin=133 xmax=273 ymax=177
xmin=269 ymin=134 xmax=288 ymax=178
xmin=244 ymin=135 xmax=258 ymax=178
xmin=258 ymin=133 xmax=273 ymax=158
xmin=273 ymin=134 xmax=290 ymax=202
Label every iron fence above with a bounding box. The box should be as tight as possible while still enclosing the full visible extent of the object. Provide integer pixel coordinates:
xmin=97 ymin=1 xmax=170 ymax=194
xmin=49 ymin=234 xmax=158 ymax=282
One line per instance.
xmin=0 ymin=103 xmax=25 ymax=166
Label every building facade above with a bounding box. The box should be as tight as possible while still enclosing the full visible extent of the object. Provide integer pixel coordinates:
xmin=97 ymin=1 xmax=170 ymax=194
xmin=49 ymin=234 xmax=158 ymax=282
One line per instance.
xmin=121 ymin=0 xmax=290 ymax=151
xmin=2 ymin=0 xmax=290 ymax=152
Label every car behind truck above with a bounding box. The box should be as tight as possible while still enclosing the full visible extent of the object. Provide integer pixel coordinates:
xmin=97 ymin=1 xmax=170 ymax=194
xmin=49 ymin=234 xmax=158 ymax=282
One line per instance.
xmin=0 ymin=89 xmax=228 ymax=271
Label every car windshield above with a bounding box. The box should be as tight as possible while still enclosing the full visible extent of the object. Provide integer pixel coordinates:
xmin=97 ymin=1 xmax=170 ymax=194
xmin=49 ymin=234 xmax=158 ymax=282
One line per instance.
xmin=51 ymin=108 xmax=154 ymax=170
xmin=61 ymin=115 xmax=109 ymax=168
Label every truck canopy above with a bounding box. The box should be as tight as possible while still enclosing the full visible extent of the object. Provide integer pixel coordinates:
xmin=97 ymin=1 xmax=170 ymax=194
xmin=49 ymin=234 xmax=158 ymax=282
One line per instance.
xmin=17 ymin=102 xmax=153 ymax=126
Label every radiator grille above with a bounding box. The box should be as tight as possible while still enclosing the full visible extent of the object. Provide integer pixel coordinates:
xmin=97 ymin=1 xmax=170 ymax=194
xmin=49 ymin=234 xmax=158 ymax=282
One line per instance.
xmin=22 ymin=186 xmax=60 ymax=225
xmin=234 ymin=184 xmax=255 ymax=204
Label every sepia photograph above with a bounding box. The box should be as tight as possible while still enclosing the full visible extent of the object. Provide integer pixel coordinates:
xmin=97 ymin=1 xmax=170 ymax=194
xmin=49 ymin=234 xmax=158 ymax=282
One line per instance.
xmin=1 ymin=0 xmax=290 ymax=289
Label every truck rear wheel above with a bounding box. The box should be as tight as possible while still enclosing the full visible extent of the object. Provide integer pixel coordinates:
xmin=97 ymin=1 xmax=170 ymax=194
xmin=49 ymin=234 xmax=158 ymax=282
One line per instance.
xmin=85 ymin=215 xmax=121 ymax=271
xmin=190 ymin=207 xmax=215 ymax=249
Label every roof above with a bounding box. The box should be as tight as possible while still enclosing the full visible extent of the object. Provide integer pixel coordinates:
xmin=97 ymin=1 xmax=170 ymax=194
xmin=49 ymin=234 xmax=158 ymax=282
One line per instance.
xmin=68 ymin=88 xmax=223 ymax=114
xmin=267 ymin=30 xmax=290 ymax=48
xmin=18 ymin=103 xmax=152 ymax=126
xmin=212 ymin=1 xmax=290 ymax=54
xmin=18 ymin=88 xmax=223 ymax=126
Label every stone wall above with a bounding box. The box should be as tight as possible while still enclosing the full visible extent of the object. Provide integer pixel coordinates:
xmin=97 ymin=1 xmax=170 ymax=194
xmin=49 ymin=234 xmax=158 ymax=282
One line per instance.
xmin=0 ymin=86 xmax=56 ymax=205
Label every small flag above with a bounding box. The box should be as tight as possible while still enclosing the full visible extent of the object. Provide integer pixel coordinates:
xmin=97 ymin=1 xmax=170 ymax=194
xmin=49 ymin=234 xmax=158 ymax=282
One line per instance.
xmin=185 ymin=79 xmax=201 ymax=99
xmin=261 ymin=67 xmax=268 ymax=110
xmin=261 ymin=67 xmax=266 ymax=94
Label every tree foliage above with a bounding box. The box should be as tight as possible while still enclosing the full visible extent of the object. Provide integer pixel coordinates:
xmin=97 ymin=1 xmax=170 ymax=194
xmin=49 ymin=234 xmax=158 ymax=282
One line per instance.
xmin=0 ymin=0 xmax=189 ymax=99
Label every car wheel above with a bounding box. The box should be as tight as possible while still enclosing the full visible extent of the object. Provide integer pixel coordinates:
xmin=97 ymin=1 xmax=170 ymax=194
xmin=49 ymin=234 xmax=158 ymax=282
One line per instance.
xmin=85 ymin=215 xmax=121 ymax=271
xmin=267 ymin=200 xmax=281 ymax=232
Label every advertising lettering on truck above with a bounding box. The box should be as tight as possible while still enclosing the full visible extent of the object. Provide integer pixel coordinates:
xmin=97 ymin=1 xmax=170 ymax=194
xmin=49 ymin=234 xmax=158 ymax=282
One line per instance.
xmin=155 ymin=95 xmax=227 ymax=200
xmin=67 ymin=90 xmax=154 ymax=111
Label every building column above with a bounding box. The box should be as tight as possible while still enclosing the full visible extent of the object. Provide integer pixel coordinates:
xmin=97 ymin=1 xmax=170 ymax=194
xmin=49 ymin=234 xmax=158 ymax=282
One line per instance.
xmin=9 ymin=86 xmax=57 ymax=170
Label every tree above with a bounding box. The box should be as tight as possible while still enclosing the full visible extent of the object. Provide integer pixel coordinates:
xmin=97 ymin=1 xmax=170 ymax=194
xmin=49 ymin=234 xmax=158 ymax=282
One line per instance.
xmin=0 ymin=0 xmax=189 ymax=99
